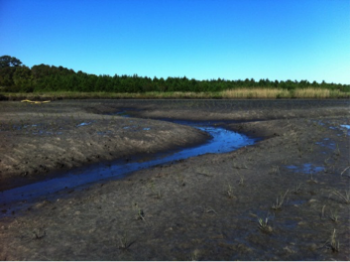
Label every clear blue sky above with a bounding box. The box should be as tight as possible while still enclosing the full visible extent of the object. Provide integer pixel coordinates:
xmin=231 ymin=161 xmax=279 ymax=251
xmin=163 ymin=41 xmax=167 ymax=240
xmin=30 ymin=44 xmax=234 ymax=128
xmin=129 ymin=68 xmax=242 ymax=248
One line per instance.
xmin=1 ymin=0 xmax=349 ymax=84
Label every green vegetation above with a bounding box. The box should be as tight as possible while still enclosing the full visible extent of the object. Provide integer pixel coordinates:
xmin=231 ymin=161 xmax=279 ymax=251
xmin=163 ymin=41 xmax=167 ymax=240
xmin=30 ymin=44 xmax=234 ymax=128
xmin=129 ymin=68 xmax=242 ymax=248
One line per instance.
xmin=1 ymin=55 xmax=349 ymax=99
xmin=257 ymin=216 xmax=273 ymax=234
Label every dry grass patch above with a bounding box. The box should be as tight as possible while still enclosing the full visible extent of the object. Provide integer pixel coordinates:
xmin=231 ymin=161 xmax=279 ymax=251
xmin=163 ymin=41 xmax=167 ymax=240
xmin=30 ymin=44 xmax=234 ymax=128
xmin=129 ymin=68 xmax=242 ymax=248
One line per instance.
xmin=221 ymin=88 xmax=290 ymax=99
xmin=293 ymin=88 xmax=349 ymax=98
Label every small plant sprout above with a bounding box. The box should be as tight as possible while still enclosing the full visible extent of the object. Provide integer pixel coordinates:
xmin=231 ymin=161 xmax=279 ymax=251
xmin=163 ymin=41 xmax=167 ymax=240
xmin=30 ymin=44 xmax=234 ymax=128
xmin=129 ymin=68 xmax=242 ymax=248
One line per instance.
xmin=340 ymin=166 xmax=349 ymax=176
xmin=205 ymin=206 xmax=217 ymax=214
xmin=271 ymin=189 xmax=289 ymax=210
xmin=326 ymin=229 xmax=340 ymax=253
xmin=332 ymin=190 xmax=350 ymax=204
xmin=32 ymin=229 xmax=46 ymax=240
xmin=334 ymin=143 xmax=341 ymax=156
xmin=232 ymin=161 xmax=247 ymax=170
xmin=136 ymin=208 xmax=146 ymax=222
xmin=226 ymin=184 xmax=235 ymax=199
xmin=269 ymin=165 xmax=280 ymax=175
xmin=118 ymin=232 xmax=135 ymax=251
xmin=292 ymin=183 xmax=302 ymax=195
xmin=150 ymin=180 xmax=162 ymax=199
xmin=321 ymin=205 xmax=326 ymax=218
xmin=329 ymin=209 xmax=339 ymax=223
xmin=258 ymin=216 xmax=273 ymax=234
xmin=238 ymin=175 xmax=244 ymax=186
xmin=191 ymin=249 xmax=200 ymax=261
xmin=309 ymin=143 xmax=314 ymax=152
xmin=307 ymin=174 xmax=318 ymax=184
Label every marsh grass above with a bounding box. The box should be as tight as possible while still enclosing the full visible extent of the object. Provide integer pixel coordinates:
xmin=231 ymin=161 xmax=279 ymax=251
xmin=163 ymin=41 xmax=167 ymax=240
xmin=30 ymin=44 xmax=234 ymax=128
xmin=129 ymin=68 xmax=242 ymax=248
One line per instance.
xmin=2 ymin=87 xmax=349 ymax=100
xmin=222 ymin=88 xmax=290 ymax=99
xmin=293 ymin=88 xmax=348 ymax=98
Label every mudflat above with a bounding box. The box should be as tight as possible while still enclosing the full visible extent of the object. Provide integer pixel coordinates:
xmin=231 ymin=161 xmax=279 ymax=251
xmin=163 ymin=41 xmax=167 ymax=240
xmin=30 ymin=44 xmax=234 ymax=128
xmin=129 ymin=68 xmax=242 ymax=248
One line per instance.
xmin=0 ymin=99 xmax=349 ymax=260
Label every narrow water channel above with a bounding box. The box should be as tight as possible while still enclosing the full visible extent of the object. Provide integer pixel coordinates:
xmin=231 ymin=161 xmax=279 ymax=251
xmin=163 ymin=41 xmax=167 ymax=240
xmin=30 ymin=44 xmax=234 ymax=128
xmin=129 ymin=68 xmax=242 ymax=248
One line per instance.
xmin=0 ymin=119 xmax=258 ymax=217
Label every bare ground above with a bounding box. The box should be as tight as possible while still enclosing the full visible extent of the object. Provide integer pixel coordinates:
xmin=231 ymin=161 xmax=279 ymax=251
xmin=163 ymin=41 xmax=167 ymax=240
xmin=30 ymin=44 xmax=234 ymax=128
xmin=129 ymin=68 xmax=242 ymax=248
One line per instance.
xmin=0 ymin=99 xmax=349 ymax=260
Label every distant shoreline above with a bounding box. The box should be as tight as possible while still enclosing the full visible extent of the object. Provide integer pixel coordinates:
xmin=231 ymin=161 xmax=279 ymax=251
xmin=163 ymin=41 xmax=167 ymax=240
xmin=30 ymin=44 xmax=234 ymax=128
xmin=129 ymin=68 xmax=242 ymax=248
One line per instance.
xmin=1 ymin=88 xmax=349 ymax=101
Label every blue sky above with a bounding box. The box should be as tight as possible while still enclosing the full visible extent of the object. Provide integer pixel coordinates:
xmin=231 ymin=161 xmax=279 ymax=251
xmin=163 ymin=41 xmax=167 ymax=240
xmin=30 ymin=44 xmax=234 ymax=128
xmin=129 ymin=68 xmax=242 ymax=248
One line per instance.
xmin=1 ymin=0 xmax=349 ymax=84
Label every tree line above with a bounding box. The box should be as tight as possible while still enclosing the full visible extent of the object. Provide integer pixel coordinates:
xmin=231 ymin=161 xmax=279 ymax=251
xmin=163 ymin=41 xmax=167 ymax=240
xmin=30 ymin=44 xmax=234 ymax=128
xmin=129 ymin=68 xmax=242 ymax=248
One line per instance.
xmin=0 ymin=55 xmax=349 ymax=93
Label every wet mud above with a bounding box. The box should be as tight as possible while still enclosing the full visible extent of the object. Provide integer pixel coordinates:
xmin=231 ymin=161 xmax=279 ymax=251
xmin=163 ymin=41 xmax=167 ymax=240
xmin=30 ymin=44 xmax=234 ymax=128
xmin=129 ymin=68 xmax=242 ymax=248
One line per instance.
xmin=0 ymin=121 xmax=257 ymax=215
xmin=0 ymin=99 xmax=349 ymax=260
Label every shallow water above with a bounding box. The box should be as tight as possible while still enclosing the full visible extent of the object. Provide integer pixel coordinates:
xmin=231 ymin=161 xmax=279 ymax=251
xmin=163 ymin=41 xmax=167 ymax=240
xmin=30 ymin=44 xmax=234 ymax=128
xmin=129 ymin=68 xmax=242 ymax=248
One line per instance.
xmin=286 ymin=163 xmax=325 ymax=174
xmin=340 ymin=124 xmax=350 ymax=135
xmin=77 ymin=121 xmax=93 ymax=127
xmin=0 ymin=120 xmax=258 ymax=217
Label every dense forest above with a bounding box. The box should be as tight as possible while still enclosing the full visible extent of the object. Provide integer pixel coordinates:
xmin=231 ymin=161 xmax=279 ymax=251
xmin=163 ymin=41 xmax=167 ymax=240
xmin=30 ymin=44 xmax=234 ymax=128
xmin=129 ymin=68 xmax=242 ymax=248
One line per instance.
xmin=0 ymin=55 xmax=349 ymax=93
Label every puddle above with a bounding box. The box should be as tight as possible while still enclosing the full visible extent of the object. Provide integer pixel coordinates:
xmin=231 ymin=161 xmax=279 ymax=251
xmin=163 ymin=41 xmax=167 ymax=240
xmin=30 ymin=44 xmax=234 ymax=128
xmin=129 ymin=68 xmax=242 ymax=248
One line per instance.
xmin=0 ymin=123 xmax=64 ymax=136
xmin=313 ymin=120 xmax=350 ymax=136
xmin=97 ymin=130 xmax=112 ymax=136
xmin=289 ymin=199 xmax=307 ymax=206
xmin=284 ymin=219 xmax=299 ymax=230
xmin=32 ymin=131 xmax=63 ymax=136
xmin=328 ymin=124 xmax=350 ymax=136
xmin=108 ymin=108 xmax=142 ymax=117
xmin=0 ymin=120 xmax=258 ymax=217
xmin=114 ymin=111 xmax=130 ymax=117
xmin=315 ymin=140 xmax=336 ymax=150
xmin=286 ymin=163 xmax=324 ymax=174
xmin=340 ymin=124 xmax=350 ymax=135
xmin=0 ymin=123 xmax=42 ymax=132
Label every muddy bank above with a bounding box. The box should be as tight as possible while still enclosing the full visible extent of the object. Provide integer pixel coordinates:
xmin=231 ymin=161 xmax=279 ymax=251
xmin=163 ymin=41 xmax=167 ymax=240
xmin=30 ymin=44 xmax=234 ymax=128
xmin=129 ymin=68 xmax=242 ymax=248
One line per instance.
xmin=0 ymin=99 xmax=349 ymax=260
xmin=0 ymin=122 xmax=257 ymax=215
xmin=0 ymin=101 xmax=210 ymax=190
